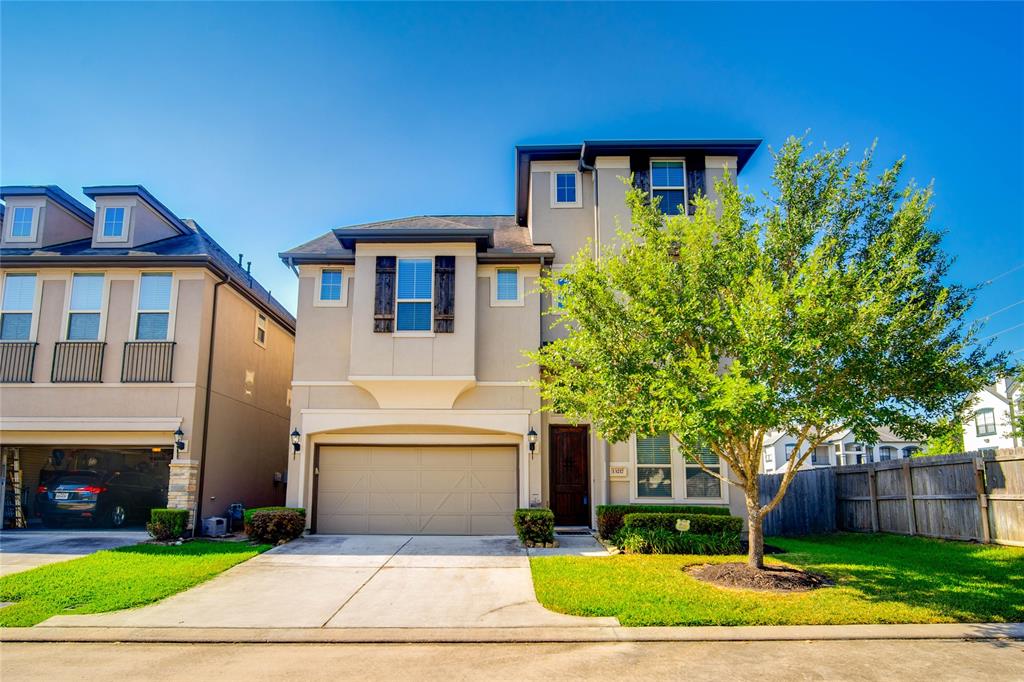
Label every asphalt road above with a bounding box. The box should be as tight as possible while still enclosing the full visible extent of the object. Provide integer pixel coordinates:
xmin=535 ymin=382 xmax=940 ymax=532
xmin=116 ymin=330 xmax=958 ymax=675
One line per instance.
xmin=2 ymin=639 xmax=1022 ymax=681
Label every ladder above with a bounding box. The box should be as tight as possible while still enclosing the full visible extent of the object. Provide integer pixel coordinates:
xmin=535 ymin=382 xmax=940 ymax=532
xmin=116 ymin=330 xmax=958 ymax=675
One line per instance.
xmin=1 ymin=447 xmax=26 ymax=529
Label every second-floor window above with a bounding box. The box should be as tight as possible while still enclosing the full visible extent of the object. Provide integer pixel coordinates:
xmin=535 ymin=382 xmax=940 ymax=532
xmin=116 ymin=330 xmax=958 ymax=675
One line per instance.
xmin=0 ymin=273 xmax=36 ymax=340
xmin=255 ymin=312 xmax=268 ymax=347
xmin=976 ymin=408 xmax=997 ymax=437
xmin=103 ymin=207 xmax=127 ymax=239
xmin=67 ymin=273 xmax=104 ymax=340
xmin=11 ymin=207 xmax=35 ymax=239
xmin=496 ymin=268 xmax=518 ymax=301
xmin=651 ymin=160 xmax=687 ymax=216
xmin=136 ymin=273 xmax=172 ymax=340
xmin=319 ymin=269 xmax=343 ymax=301
xmin=396 ymin=258 xmax=432 ymax=332
xmin=784 ymin=443 xmax=796 ymax=462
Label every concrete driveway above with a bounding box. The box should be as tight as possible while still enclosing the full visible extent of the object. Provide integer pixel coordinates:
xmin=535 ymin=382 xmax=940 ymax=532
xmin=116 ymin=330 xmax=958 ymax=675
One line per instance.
xmin=0 ymin=529 xmax=149 ymax=577
xmin=40 ymin=534 xmax=617 ymax=629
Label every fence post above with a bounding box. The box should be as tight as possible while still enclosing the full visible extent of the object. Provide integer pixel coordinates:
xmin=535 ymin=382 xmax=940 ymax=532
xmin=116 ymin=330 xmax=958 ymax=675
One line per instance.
xmin=868 ymin=468 xmax=879 ymax=532
xmin=901 ymin=459 xmax=917 ymax=536
xmin=974 ymin=456 xmax=991 ymax=543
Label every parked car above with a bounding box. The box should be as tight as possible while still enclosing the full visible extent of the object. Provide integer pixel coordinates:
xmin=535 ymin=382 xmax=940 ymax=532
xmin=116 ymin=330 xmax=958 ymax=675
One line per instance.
xmin=35 ymin=470 xmax=166 ymax=528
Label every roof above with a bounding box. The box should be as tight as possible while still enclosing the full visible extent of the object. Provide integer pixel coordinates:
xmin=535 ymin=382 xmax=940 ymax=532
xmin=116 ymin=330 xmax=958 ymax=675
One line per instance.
xmin=0 ymin=228 xmax=295 ymax=332
xmin=0 ymin=185 xmax=95 ymax=223
xmin=82 ymin=185 xmax=190 ymax=235
xmin=280 ymin=215 xmax=554 ymax=265
xmin=514 ymin=139 xmax=763 ymax=225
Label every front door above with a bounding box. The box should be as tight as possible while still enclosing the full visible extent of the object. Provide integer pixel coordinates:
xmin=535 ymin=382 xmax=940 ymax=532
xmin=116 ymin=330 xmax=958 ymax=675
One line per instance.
xmin=549 ymin=425 xmax=590 ymax=526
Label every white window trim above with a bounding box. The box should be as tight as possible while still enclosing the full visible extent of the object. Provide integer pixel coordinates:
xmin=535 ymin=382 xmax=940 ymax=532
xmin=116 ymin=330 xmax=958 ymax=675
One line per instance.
xmin=394 ymin=257 xmax=434 ymax=337
xmin=60 ymin=272 xmax=110 ymax=342
xmin=0 ymin=271 xmax=42 ymax=342
xmin=628 ymin=433 xmax=729 ymax=504
xmin=486 ymin=266 xmax=525 ymax=307
xmin=650 ymin=158 xmax=688 ymax=216
xmin=549 ymin=170 xmax=583 ymax=209
xmin=95 ymin=205 xmax=131 ymax=243
xmin=254 ymin=311 xmax=268 ymax=348
xmin=314 ymin=267 xmax=349 ymax=308
xmin=128 ymin=271 xmax=177 ymax=342
xmin=975 ymin=408 xmax=997 ymax=437
xmin=4 ymin=200 xmax=44 ymax=243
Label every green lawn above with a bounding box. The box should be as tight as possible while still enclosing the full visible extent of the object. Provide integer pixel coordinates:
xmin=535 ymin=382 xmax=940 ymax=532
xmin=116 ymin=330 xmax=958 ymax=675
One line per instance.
xmin=531 ymin=533 xmax=1024 ymax=626
xmin=0 ymin=540 xmax=270 ymax=627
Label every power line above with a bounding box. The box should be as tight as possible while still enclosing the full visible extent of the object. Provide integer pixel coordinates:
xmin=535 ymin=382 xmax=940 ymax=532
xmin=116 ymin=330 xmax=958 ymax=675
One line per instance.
xmin=974 ymin=298 xmax=1024 ymax=323
xmin=979 ymin=262 xmax=1024 ymax=287
xmin=978 ymin=320 xmax=1024 ymax=342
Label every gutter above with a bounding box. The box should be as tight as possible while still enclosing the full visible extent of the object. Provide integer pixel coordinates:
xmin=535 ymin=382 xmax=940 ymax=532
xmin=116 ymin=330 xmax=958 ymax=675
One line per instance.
xmin=192 ymin=275 xmax=227 ymax=537
xmin=578 ymin=146 xmax=600 ymax=260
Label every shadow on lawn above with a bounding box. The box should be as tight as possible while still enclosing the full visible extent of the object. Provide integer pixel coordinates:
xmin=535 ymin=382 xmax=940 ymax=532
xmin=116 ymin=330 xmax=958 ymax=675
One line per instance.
xmin=774 ymin=533 xmax=1024 ymax=623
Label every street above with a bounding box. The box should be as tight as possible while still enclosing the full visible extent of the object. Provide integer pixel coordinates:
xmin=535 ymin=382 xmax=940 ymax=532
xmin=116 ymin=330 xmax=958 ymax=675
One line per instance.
xmin=2 ymin=639 xmax=1021 ymax=681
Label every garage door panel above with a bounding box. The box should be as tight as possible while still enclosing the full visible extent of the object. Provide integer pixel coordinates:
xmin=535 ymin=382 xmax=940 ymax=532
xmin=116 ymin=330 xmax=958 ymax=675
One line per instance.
xmin=316 ymin=445 xmax=516 ymax=535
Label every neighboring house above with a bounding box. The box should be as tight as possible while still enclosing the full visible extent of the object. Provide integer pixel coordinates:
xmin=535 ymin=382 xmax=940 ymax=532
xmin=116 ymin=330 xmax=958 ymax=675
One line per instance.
xmin=761 ymin=427 xmax=922 ymax=474
xmin=280 ymin=139 xmax=760 ymax=534
xmin=0 ymin=185 xmax=295 ymax=529
xmin=963 ymin=376 xmax=1021 ymax=453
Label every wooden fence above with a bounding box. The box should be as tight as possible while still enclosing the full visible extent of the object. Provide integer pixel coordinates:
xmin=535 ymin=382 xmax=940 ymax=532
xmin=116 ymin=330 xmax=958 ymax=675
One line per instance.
xmin=759 ymin=448 xmax=1024 ymax=546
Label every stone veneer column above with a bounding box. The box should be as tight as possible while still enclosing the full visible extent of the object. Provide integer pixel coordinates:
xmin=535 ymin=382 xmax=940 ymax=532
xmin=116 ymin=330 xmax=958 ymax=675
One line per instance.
xmin=167 ymin=458 xmax=200 ymax=527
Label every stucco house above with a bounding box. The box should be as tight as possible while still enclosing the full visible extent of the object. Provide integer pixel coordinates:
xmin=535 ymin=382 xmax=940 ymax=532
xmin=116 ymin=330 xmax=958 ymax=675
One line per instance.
xmin=963 ymin=376 xmax=1021 ymax=453
xmin=761 ymin=427 xmax=922 ymax=474
xmin=280 ymin=140 xmax=760 ymax=534
xmin=0 ymin=185 xmax=295 ymax=529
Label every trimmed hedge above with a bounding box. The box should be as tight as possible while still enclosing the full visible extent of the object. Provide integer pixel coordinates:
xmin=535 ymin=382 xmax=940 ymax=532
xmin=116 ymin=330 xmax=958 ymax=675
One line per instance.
xmin=596 ymin=504 xmax=730 ymax=539
xmin=243 ymin=506 xmax=305 ymax=527
xmin=513 ymin=508 xmax=555 ymax=545
xmin=247 ymin=510 xmax=305 ymax=544
xmin=621 ymin=512 xmax=743 ymax=535
xmin=147 ymin=508 xmax=189 ymax=541
xmin=616 ymin=528 xmax=742 ymax=555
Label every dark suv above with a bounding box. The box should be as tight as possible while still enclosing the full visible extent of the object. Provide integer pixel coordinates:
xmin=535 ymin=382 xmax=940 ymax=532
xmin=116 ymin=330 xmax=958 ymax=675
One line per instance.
xmin=35 ymin=470 xmax=166 ymax=528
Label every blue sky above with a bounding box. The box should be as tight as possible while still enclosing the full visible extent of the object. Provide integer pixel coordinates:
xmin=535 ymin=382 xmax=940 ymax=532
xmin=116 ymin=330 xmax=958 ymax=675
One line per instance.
xmin=2 ymin=2 xmax=1022 ymax=357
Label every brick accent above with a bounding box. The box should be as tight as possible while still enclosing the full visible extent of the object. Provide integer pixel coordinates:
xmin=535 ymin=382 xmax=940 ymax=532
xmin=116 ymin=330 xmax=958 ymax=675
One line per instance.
xmin=167 ymin=458 xmax=200 ymax=527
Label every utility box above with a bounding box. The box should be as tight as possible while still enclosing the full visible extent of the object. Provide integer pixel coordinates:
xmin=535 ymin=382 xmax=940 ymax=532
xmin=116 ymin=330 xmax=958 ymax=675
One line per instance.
xmin=202 ymin=516 xmax=228 ymax=537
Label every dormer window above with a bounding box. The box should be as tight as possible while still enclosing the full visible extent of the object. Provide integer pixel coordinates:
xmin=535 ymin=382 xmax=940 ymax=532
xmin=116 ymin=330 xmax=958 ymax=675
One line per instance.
xmin=651 ymin=160 xmax=687 ymax=216
xmin=11 ymin=207 xmax=35 ymax=239
xmin=102 ymin=207 xmax=127 ymax=239
xmin=550 ymin=171 xmax=582 ymax=208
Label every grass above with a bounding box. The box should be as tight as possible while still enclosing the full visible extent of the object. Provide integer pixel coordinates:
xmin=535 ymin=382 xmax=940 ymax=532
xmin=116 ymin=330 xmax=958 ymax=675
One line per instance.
xmin=0 ymin=540 xmax=270 ymax=627
xmin=530 ymin=533 xmax=1024 ymax=626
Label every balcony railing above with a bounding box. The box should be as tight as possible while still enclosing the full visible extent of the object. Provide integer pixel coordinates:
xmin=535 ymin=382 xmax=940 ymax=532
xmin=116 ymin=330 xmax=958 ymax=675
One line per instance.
xmin=121 ymin=341 xmax=176 ymax=383
xmin=0 ymin=342 xmax=38 ymax=383
xmin=51 ymin=342 xmax=106 ymax=383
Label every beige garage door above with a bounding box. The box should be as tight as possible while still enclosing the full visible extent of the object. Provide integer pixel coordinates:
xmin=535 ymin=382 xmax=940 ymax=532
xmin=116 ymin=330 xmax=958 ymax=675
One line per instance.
xmin=315 ymin=445 xmax=518 ymax=535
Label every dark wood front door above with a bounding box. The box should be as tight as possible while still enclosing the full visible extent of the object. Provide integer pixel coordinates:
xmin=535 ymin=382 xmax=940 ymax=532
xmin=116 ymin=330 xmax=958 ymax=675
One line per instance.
xmin=549 ymin=425 xmax=590 ymax=525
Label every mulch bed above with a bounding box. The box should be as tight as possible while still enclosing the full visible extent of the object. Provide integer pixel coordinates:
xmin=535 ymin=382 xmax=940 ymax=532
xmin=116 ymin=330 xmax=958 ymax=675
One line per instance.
xmin=686 ymin=562 xmax=834 ymax=592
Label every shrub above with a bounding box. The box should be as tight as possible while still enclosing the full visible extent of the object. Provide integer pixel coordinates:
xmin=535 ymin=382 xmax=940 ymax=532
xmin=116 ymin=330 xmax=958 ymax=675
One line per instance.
xmin=621 ymin=512 xmax=743 ymax=535
xmin=513 ymin=508 xmax=555 ymax=545
xmin=243 ymin=506 xmax=306 ymax=527
xmin=247 ymin=510 xmax=305 ymax=544
xmin=146 ymin=508 xmax=189 ymax=541
xmin=595 ymin=504 xmax=730 ymax=539
xmin=615 ymin=528 xmax=742 ymax=555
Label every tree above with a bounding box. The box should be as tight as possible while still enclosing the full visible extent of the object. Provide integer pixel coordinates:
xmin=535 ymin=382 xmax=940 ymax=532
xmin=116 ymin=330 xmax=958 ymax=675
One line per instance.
xmin=921 ymin=416 xmax=966 ymax=456
xmin=529 ymin=136 xmax=1006 ymax=569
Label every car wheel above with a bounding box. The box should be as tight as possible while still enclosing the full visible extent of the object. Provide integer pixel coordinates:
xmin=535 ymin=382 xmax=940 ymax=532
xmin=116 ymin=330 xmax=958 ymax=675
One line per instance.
xmin=108 ymin=504 xmax=128 ymax=528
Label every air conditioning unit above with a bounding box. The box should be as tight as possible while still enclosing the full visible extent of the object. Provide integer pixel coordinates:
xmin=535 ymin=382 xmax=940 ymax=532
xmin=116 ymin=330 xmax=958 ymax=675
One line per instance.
xmin=202 ymin=516 xmax=227 ymax=537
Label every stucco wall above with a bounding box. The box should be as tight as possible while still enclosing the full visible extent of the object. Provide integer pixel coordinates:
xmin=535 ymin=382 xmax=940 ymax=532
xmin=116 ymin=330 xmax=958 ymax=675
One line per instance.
xmin=474 ymin=268 xmax=541 ymax=382
xmin=2 ymin=198 xmax=93 ymax=249
xmin=91 ymin=196 xmax=179 ymax=249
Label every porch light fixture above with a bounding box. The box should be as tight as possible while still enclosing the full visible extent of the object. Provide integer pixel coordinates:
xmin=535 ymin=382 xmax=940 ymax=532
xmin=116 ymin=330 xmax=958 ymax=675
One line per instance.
xmin=527 ymin=427 xmax=538 ymax=453
xmin=291 ymin=429 xmax=301 ymax=454
xmin=174 ymin=428 xmax=186 ymax=451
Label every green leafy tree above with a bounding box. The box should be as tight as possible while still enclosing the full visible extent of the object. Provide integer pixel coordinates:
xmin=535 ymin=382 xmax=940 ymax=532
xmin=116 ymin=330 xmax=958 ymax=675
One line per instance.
xmin=529 ymin=136 xmax=1006 ymax=568
xmin=921 ymin=416 xmax=966 ymax=456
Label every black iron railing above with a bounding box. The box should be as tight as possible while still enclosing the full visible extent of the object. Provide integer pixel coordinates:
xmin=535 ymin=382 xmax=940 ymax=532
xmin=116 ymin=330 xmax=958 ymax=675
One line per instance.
xmin=51 ymin=341 xmax=105 ymax=383
xmin=0 ymin=342 xmax=37 ymax=383
xmin=121 ymin=341 xmax=175 ymax=383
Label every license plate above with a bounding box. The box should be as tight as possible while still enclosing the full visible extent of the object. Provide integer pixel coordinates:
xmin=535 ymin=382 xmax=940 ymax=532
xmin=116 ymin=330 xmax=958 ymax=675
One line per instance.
xmin=54 ymin=492 xmax=70 ymax=500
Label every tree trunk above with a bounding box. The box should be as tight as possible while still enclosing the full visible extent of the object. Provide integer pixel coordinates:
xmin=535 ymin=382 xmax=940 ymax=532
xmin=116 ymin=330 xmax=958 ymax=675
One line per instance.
xmin=746 ymin=488 xmax=765 ymax=570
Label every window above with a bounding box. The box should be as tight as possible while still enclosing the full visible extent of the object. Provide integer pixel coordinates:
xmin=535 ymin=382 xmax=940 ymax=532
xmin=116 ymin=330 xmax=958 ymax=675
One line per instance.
xmin=11 ymin=207 xmax=35 ymax=238
xmin=811 ymin=447 xmax=828 ymax=465
xmin=135 ymin=273 xmax=172 ymax=340
xmin=496 ymin=268 xmax=518 ymax=301
xmin=396 ymin=258 xmax=432 ymax=332
xmin=0 ymin=273 xmax=36 ymax=340
xmin=685 ymin=446 xmax=721 ymax=498
xmin=550 ymin=171 xmax=581 ymax=208
xmin=102 ymin=207 xmax=126 ymax=239
xmin=763 ymin=447 xmax=773 ymax=465
xmin=319 ymin=269 xmax=343 ymax=302
xmin=784 ymin=444 xmax=796 ymax=462
xmin=976 ymin=408 xmax=997 ymax=437
xmin=651 ymin=160 xmax=687 ymax=216
xmin=67 ymin=273 xmax=104 ymax=340
xmin=878 ymin=446 xmax=894 ymax=461
xmin=255 ymin=312 xmax=267 ymax=347
xmin=636 ymin=433 xmax=672 ymax=497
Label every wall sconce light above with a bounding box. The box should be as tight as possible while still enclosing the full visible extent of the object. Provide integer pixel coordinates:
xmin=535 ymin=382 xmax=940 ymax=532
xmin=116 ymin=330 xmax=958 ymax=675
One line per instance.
xmin=291 ymin=429 xmax=301 ymax=455
xmin=527 ymin=427 xmax=538 ymax=455
xmin=174 ymin=428 xmax=186 ymax=452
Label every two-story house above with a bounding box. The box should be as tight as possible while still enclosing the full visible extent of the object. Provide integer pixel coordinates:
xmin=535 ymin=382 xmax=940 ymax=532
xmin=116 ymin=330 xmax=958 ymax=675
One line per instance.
xmin=963 ymin=376 xmax=1021 ymax=453
xmin=761 ymin=427 xmax=922 ymax=474
xmin=0 ymin=185 xmax=295 ymax=530
xmin=280 ymin=140 xmax=760 ymax=534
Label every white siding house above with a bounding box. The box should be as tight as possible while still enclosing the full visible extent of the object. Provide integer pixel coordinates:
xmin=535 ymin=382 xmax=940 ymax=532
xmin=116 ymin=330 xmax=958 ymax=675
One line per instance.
xmin=761 ymin=427 xmax=922 ymax=474
xmin=962 ymin=377 xmax=1021 ymax=453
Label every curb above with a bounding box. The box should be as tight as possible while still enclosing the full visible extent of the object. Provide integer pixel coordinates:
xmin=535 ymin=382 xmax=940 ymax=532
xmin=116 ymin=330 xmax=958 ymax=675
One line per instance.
xmin=3 ymin=623 xmax=1023 ymax=644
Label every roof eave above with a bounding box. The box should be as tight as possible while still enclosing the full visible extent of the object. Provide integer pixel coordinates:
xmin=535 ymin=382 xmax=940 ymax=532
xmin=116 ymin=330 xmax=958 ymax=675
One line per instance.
xmin=82 ymin=185 xmax=191 ymax=236
xmin=333 ymin=227 xmax=494 ymax=251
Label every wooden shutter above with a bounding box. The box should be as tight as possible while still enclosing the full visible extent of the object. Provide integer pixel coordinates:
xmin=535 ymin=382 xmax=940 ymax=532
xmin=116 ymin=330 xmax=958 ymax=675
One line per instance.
xmin=687 ymin=168 xmax=706 ymax=216
xmin=433 ymin=256 xmax=455 ymax=333
xmin=373 ymin=256 xmax=396 ymax=333
xmin=632 ymin=169 xmax=651 ymax=194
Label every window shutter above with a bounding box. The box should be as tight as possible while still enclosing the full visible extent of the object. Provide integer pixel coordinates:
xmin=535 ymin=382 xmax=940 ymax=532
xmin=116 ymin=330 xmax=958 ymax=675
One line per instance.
xmin=632 ymin=169 xmax=651 ymax=194
xmin=686 ymin=168 xmax=706 ymax=216
xmin=433 ymin=256 xmax=455 ymax=333
xmin=373 ymin=256 xmax=396 ymax=333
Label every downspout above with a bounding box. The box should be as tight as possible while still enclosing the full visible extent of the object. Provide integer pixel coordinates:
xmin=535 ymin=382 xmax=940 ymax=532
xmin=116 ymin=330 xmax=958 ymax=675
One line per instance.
xmin=578 ymin=147 xmax=600 ymax=260
xmin=286 ymin=256 xmax=299 ymax=277
xmin=192 ymin=275 xmax=227 ymax=537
